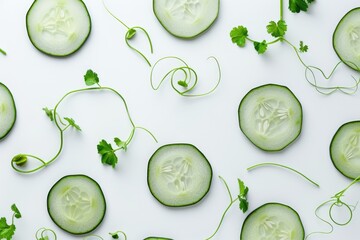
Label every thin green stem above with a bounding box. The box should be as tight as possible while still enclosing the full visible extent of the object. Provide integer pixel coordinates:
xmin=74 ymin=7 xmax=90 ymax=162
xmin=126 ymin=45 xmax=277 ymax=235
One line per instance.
xmin=109 ymin=230 xmax=127 ymax=240
xmin=125 ymin=27 xmax=153 ymax=66
xmin=0 ymin=48 xmax=6 ymax=55
xmin=280 ymin=0 xmax=284 ymax=21
xmin=102 ymin=0 xmax=130 ymax=29
xmin=36 ymin=227 xmax=58 ymax=240
xmin=247 ymin=162 xmax=320 ymax=187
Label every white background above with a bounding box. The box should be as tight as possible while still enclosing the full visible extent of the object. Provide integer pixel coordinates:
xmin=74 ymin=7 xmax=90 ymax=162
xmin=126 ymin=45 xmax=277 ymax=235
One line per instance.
xmin=1 ymin=0 xmax=360 ymax=239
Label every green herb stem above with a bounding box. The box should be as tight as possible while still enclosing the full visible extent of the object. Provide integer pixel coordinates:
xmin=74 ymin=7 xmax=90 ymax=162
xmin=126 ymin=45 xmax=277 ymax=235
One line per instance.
xmin=247 ymin=162 xmax=320 ymax=187
xmin=280 ymin=0 xmax=284 ymax=21
xmin=102 ymin=0 xmax=129 ymax=29
xmin=0 ymin=48 xmax=6 ymax=55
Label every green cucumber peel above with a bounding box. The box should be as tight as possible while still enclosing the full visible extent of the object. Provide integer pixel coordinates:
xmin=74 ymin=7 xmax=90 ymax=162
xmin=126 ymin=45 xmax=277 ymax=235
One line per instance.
xmin=150 ymin=56 xmax=221 ymax=97
xmin=230 ymin=0 xmax=360 ymax=95
xmin=247 ymin=162 xmax=320 ymax=187
xmin=11 ymin=70 xmax=157 ymax=174
xmin=102 ymin=0 xmax=153 ymax=66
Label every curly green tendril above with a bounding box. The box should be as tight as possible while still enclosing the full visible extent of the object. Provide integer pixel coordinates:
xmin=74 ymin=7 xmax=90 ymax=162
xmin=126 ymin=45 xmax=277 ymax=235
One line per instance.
xmin=150 ymin=56 xmax=221 ymax=97
xmin=306 ymin=176 xmax=360 ymax=239
xmin=102 ymin=0 xmax=153 ymax=66
xmin=11 ymin=70 xmax=157 ymax=174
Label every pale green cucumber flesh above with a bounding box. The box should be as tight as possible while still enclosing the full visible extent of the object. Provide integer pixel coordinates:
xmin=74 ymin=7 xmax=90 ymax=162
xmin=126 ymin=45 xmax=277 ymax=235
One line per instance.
xmin=0 ymin=83 xmax=16 ymax=140
xmin=240 ymin=203 xmax=305 ymax=240
xmin=47 ymin=175 xmax=106 ymax=235
xmin=153 ymin=0 xmax=220 ymax=39
xmin=330 ymin=121 xmax=360 ymax=179
xmin=238 ymin=84 xmax=303 ymax=152
xmin=147 ymin=143 xmax=213 ymax=207
xmin=333 ymin=7 xmax=360 ymax=71
xmin=26 ymin=0 xmax=91 ymax=57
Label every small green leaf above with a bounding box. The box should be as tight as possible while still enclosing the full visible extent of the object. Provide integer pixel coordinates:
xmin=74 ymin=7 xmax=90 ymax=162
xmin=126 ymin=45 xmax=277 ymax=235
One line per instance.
xmin=126 ymin=28 xmax=137 ymax=40
xmin=97 ymin=140 xmax=118 ymax=168
xmin=254 ymin=40 xmax=268 ymax=54
xmin=114 ymin=137 xmax=127 ymax=151
xmin=289 ymin=0 xmax=314 ymax=13
xmin=238 ymin=178 xmax=249 ymax=213
xmin=230 ymin=26 xmax=248 ymax=47
xmin=12 ymin=154 xmax=28 ymax=167
xmin=266 ymin=20 xmax=287 ymax=38
xmin=111 ymin=233 xmax=119 ymax=239
xmin=64 ymin=117 xmax=81 ymax=131
xmin=177 ymin=80 xmax=188 ymax=88
xmin=10 ymin=204 xmax=21 ymax=219
xmin=43 ymin=107 xmax=54 ymax=121
xmin=299 ymin=41 xmax=308 ymax=53
xmin=0 ymin=217 xmax=16 ymax=240
xmin=84 ymin=69 xmax=99 ymax=86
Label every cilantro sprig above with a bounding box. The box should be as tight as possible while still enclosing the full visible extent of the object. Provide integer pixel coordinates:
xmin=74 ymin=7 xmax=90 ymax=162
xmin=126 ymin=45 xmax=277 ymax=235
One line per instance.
xmin=11 ymin=70 xmax=157 ymax=174
xmin=0 ymin=204 xmax=21 ymax=240
xmin=205 ymin=176 xmax=249 ymax=240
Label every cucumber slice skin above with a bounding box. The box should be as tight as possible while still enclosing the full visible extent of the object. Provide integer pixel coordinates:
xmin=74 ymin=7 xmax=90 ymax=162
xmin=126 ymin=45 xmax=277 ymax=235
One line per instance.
xmin=0 ymin=83 xmax=16 ymax=140
xmin=238 ymin=84 xmax=303 ymax=152
xmin=47 ymin=175 xmax=106 ymax=235
xmin=333 ymin=8 xmax=360 ymax=71
xmin=153 ymin=0 xmax=220 ymax=39
xmin=147 ymin=143 xmax=213 ymax=207
xmin=26 ymin=0 xmax=92 ymax=57
xmin=144 ymin=237 xmax=173 ymax=240
xmin=330 ymin=121 xmax=360 ymax=179
xmin=240 ymin=202 xmax=305 ymax=240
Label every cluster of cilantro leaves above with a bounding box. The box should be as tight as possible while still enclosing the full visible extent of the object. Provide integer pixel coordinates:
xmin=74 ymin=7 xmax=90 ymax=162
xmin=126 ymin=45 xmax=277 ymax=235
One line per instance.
xmin=0 ymin=205 xmax=21 ymax=240
xmin=289 ymin=0 xmax=314 ymax=13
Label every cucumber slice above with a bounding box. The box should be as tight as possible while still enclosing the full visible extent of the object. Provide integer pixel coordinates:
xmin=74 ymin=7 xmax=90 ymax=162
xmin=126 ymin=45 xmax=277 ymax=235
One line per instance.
xmin=238 ymin=84 xmax=303 ymax=152
xmin=147 ymin=143 xmax=213 ymax=207
xmin=47 ymin=175 xmax=106 ymax=235
xmin=240 ymin=203 xmax=305 ymax=240
xmin=330 ymin=121 xmax=360 ymax=179
xmin=333 ymin=8 xmax=360 ymax=71
xmin=0 ymin=83 xmax=16 ymax=140
xmin=144 ymin=237 xmax=173 ymax=240
xmin=26 ymin=0 xmax=91 ymax=57
xmin=153 ymin=0 xmax=220 ymax=38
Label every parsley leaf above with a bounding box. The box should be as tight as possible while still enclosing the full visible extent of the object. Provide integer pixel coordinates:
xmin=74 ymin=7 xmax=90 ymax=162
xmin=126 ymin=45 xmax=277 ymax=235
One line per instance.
xmin=10 ymin=205 xmax=21 ymax=219
xmin=97 ymin=140 xmax=118 ymax=168
xmin=254 ymin=40 xmax=268 ymax=54
xmin=266 ymin=20 xmax=287 ymax=38
xmin=64 ymin=117 xmax=81 ymax=131
xmin=299 ymin=41 xmax=308 ymax=52
xmin=114 ymin=137 xmax=127 ymax=151
xmin=289 ymin=0 xmax=314 ymax=13
xmin=43 ymin=107 xmax=54 ymax=121
xmin=84 ymin=69 xmax=99 ymax=86
xmin=238 ymin=178 xmax=249 ymax=213
xmin=230 ymin=26 xmax=248 ymax=47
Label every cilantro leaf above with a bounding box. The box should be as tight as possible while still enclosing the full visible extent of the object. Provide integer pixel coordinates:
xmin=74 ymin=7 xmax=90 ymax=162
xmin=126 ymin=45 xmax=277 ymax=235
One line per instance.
xmin=266 ymin=20 xmax=287 ymax=38
xmin=289 ymin=0 xmax=314 ymax=13
xmin=299 ymin=41 xmax=308 ymax=52
xmin=10 ymin=205 xmax=21 ymax=219
xmin=0 ymin=218 xmax=15 ymax=240
xmin=230 ymin=26 xmax=248 ymax=47
xmin=238 ymin=178 xmax=249 ymax=213
xmin=97 ymin=140 xmax=118 ymax=168
xmin=114 ymin=137 xmax=127 ymax=151
xmin=43 ymin=107 xmax=54 ymax=121
xmin=254 ymin=40 xmax=268 ymax=54
xmin=84 ymin=69 xmax=99 ymax=86
xmin=64 ymin=117 xmax=81 ymax=131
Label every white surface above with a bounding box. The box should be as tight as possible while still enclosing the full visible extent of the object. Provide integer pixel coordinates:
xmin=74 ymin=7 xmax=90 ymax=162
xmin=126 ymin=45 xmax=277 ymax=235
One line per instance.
xmin=1 ymin=0 xmax=360 ymax=239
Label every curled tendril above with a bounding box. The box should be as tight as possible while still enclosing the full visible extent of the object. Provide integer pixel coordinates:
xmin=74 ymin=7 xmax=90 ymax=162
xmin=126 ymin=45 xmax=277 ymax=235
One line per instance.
xmin=102 ymin=0 xmax=153 ymax=66
xmin=0 ymin=48 xmax=6 ymax=55
xmin=306 ymin=176 xmax=360 ymax=239
xmin=283 ymin=39 xmax=360 ymax=95
xmin=109 ymin=230 xmax=127 ymax=240
xmin=36 ymin=228 xmax=57 ymax=240
xmin=150 ymin=56 xmax=221 ymax=97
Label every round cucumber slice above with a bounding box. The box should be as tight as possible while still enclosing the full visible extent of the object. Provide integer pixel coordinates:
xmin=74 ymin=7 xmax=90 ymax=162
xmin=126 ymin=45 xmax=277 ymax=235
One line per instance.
xmin=26 ymin=0 xmax=91 ymax=57
xmin=238 ymin=84 xmax=303 ymax=152
xmin=47 ymin=175 xmax=106 ymax=235
xmin=153 ymin=0 xmax=220 ymax=39
xmin=240 ymin=203 xmax=305 ymax=240
xmin=330 ymin=121 xmax=360 ymax=179
xmin=0 ymin=83 xmax=16 ymax=140
xmin=333 ymin=8 xmax=360 ymax=71
xmin=147 ymin=143 xmax=213 ymax=207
